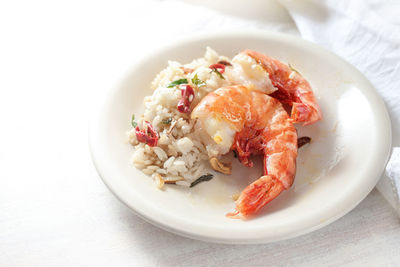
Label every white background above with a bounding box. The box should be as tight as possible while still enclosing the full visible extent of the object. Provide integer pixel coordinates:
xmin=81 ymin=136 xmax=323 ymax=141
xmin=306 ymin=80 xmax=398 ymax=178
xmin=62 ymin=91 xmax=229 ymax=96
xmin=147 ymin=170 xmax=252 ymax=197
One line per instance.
xmin=1 ymin=0 xmax=399 ymax=266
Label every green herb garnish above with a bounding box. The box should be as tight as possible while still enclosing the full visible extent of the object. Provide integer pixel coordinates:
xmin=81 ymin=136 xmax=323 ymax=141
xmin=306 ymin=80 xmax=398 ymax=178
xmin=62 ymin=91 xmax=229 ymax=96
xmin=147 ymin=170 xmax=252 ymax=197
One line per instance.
xmin=191 ymin=74 xmax=206 ymax=87
xmin=288 ymin=63 xmax=300 ymax=74
xmin=210 ymin=68 xmax=225 ymax=80
xmin=190 ymin=174 xmax=214 ymax=188
xmin=131 ymin=114 xmax=137 ymax=128
xmin=167 ymin=78 xmax=188 ymax=88
xmin=162 ymin=118 xmax=173 ymax=125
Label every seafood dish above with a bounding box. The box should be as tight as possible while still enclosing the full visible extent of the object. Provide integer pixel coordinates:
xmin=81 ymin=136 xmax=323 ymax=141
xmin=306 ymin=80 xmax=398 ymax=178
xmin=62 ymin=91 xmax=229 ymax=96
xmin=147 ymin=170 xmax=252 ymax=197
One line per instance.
xmin=127 ymin=47 xmax=322 ymax=219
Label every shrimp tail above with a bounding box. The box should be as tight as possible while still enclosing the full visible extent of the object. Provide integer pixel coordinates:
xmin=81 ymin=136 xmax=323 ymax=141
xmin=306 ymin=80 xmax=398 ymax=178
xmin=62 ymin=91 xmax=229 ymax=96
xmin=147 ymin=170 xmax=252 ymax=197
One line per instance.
xmin=226 ymin=175 xmax=285 ymax=219
xmin=242 ymin=49 xmax=322 ymax=125
xmin=290 ymin=102 xmax=310 ymax=124
xmin=227 ymin=144 xmax=296 ymax=218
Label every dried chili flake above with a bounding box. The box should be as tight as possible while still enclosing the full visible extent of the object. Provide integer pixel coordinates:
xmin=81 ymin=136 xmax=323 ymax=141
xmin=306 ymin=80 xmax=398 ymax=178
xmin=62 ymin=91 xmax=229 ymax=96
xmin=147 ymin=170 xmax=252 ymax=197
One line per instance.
xmin=209 ymin=64 xmax=225 ymax=79
xmin=135 ymin=121 xmax=159 ymax=147
xmin=177 ymin=84 xmax=195 ymax=113
xmin=209 ymin=63 xmax=226 ymax=73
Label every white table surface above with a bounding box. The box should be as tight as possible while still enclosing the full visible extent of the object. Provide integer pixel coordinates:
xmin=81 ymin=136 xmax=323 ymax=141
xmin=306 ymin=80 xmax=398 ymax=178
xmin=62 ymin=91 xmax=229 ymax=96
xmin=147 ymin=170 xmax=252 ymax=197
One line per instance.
xmin=1 ymin=0 xmax=399 ymax=266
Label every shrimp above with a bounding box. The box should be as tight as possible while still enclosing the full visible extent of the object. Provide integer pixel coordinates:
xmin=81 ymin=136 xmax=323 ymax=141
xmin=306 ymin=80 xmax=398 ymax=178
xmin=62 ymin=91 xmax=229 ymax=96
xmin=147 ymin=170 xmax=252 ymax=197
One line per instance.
xmin=191 ymin=85 xmax=297 ymax=218
xmin=240 ymin=50 xmax=322 ymax=125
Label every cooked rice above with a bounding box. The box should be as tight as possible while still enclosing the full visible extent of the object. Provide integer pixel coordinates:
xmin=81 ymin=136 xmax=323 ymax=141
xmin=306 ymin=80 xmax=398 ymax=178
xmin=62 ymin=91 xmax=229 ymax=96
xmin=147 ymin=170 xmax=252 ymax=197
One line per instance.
xmin=127 ymin=47 xmax=243 ymax=185
xmin=128 ymin=47 xmax=268 ymax=186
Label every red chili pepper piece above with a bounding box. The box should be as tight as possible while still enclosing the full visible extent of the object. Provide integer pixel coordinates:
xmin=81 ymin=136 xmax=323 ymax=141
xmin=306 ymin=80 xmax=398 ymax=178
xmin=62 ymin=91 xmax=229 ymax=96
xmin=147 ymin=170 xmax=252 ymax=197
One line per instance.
xmin=231 ymin=128 xmax=263 ymax=169
xmin=209 ymin=63 xmax=226 ymax=74
xmin=177 ymin=84 xmax=195 ymax=113
xmin=135 ymin=121 xmax=159 ymax=147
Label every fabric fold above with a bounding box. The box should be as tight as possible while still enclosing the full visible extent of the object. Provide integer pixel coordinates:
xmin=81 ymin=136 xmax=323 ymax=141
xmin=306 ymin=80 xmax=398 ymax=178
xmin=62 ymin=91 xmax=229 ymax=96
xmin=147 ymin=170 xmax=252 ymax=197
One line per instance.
xmin=280 ymin=0 xmax=400 ymax=215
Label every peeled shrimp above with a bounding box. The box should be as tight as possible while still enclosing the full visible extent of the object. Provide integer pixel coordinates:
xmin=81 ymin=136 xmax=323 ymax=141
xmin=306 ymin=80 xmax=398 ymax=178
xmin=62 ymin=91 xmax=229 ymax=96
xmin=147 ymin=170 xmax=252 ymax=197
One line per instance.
xmin=241 ymin=50 xmax=322 ymax=125
xmin=191 ymin=85 xmax=297 ymax=218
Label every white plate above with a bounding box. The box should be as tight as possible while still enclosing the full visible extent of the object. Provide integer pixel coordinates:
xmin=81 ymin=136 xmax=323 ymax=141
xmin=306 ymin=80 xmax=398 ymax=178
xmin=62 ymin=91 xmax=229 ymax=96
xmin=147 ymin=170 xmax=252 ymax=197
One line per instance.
xmin=89 ymin=31 xmax=391 ymax=244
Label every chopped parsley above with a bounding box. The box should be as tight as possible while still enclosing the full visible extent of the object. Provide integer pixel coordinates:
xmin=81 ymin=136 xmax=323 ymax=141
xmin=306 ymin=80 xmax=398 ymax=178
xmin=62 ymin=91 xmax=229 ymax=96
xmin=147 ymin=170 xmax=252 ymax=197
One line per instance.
xmin=131 ymin=114 xmax=137 ymax=128
xmin=191 ymin=74 xmax=206 ymax=87
xmin=167 ymin=78 xmax=188 ymax=88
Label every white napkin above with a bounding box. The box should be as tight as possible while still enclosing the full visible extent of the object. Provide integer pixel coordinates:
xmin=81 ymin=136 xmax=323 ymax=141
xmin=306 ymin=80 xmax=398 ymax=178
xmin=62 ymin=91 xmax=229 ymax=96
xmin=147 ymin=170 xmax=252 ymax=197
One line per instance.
xmin=279 ymin=0 xmax=400 ymax=215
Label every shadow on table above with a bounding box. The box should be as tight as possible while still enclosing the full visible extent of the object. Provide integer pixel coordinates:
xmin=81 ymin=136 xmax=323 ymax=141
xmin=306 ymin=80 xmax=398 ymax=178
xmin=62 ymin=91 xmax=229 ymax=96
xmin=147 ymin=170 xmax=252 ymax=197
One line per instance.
xmin=109 ymin=189 xmax=399 ymax=266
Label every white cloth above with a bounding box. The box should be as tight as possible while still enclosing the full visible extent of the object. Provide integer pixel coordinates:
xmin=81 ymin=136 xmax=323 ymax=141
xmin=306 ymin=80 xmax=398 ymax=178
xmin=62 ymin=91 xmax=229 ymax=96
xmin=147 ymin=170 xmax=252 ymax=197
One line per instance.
xmin=279 ymin=0 xmax=400 ymax=215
